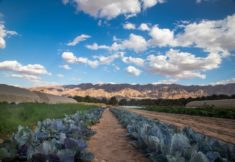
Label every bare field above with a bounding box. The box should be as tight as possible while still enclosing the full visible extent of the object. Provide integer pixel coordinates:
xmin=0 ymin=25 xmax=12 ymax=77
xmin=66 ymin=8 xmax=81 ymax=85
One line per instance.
xmin=127 ymin=109 xmax=235 ymax=144
xmin=186 ymin=99 xmax=235 ymax=108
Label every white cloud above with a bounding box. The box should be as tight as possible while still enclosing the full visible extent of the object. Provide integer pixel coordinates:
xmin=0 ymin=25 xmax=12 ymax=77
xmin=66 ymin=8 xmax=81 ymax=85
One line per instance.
xmin=86 ymin=34 xmax=148 ymax=53
xmin=95 ymin=55 xmax=119 ymax=65
xmin=149 ymin=25 xmax=176 ymax=47
xmin=142 ymin=0 xmax=165 ymax=9
xmin=122 ymin=56 xmax=145 ymax=66
xmin=60 ymin=64 xmax=71 ymax=70
xmin=213 ymin=78 xmax=235 ymax=85
xmin=86 ymin=42 xmax=122 ymax=51
xmin=126 ymin=65 xmax=142 ymax=76
xmin=10 ymin=74 xmax=40 ymax=81
xmin=62 ymin=52 xmax=78 ymax=63
xmin=86 ymin=43 xmax=109 ymax=50
xmin=139 ymin=23 xmax=150 ymax=31
xmin=61 ymin=51 xmax=122 ymax=68
xmin=149 ymin=14 xmax=235 ymax=57
xmin=147 ymin=49 xmax=222 ymax=79
xmin=0 ymin=23 xmax=17 ymax=49
xmin=0 ymin=60 xmax=50 ymax=76
xmin=63 ymin=0 xmax=165 ymax=20
xmin=122 ymin=33 xmax=148 ymax=53
xmin=176 ymin=14 xmax=235 ymax=56
xmin=0 ymin=60 xmax=51 ymax=84
xmin=67 ymin=34 xmax=90 ymax=46
xmin=123 ymin=23 xmax=136 ymax=30
xmin=77 ymin=57 xmax=99 ymax=68
xmin=153 ymin=79 xmax=178 ymax=85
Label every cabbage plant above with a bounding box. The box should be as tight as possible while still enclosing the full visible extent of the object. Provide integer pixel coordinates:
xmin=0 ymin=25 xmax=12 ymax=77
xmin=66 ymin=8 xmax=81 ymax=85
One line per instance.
xmin=111 ymin=108 xmax=235 ymax=162
xmin=0 ymin=108 xmax=103 ymax=162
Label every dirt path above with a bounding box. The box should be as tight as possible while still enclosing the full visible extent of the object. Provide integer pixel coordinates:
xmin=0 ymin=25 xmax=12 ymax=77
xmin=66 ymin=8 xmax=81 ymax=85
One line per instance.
xmin=88 ymin=109 xmax=149 ymax=162
xmin=127 ymin=109 xmax=235 ymax=144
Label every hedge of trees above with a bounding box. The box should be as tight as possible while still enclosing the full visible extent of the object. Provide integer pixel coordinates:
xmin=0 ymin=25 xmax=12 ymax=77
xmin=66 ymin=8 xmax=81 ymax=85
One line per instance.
xmin=72 ymin=94 xmax=235 ymax=106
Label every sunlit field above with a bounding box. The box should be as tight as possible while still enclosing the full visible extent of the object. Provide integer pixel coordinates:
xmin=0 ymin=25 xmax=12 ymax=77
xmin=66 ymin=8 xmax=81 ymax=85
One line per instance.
xmin=0 ymin=103 xmax=95 ymax=138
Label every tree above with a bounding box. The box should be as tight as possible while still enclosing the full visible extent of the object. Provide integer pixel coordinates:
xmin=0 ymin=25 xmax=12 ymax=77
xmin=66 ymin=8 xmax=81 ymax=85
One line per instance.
xmin=109 ymin=97 xmax=118 ymax=105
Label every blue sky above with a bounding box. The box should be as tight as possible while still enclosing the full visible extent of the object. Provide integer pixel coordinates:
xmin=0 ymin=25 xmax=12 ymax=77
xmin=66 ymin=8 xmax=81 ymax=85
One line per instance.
xmin=0 ymin=0 xmax=235 ymax=87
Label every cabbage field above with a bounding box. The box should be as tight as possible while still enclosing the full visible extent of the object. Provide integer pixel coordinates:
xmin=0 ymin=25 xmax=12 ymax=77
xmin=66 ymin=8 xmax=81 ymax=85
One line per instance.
xmin=111 ymin=108 xmax=235 ymax=162
xmin=0 ymin=108 xmax=104 ymax=162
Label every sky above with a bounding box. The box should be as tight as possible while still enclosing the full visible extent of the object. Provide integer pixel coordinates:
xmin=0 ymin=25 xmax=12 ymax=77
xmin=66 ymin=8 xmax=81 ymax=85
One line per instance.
xmin=0 ymin=0 xmax=235 ymax=87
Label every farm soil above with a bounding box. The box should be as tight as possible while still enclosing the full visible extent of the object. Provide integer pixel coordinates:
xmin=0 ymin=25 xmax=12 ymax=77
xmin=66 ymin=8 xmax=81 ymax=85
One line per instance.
xmin=88 ymin=109 xmax=149 ymax=162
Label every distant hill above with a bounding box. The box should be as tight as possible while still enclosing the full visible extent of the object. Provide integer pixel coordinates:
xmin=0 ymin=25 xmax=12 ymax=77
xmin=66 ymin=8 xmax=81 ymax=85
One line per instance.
xmin=30 ymin=83 xmax=235 ymax=99
xmin=0 ymin=84 xmax=77 ymax=104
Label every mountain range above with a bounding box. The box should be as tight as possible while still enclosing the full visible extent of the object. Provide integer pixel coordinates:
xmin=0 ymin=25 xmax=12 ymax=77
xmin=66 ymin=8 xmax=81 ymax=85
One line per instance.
xmin=30 ymin=83 xmax=235 ymax=99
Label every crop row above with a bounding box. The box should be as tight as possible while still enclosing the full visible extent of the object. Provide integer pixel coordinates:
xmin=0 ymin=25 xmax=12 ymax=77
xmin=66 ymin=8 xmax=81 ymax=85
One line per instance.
xmin=111 ymin=108 xmax=235 ymax=162
xmin=0 ymin=108 xmax=104 ymax=162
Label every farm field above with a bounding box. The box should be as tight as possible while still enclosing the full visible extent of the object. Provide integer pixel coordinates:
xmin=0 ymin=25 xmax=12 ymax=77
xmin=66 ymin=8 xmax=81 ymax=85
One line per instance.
xmin=143 ymin=106 xmax=235 ymax=119
xmin=127 ymin=108 xmax=235 ymax=144
xmin=0 ymin=103 xmax=95 ymax=139
xmin=186 ymin=99 xmax=235 ymax=108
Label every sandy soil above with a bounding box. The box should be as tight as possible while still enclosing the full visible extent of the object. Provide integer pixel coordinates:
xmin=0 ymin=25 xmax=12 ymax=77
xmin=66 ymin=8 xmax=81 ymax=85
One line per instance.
xmin=88 ymin=109 xmax=149 ymax=162
xmin=127 ymin=109 xmax=235 ymax=144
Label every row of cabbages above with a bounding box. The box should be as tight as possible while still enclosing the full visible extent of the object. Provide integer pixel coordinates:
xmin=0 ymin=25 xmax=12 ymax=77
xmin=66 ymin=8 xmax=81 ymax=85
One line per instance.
xmin=111 ymin=108 xmax=235 ymax=162
xmin=0 ymin=108 xmax=104 ymax=162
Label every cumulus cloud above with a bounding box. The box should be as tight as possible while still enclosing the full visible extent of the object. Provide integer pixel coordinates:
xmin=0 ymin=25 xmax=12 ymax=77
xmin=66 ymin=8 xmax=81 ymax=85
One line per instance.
xmin=67 ymin=34 xmax=90 ymax=46
xmin=86 ymin=34 xmax=147 ymax=53
xmin=63 ymin=0 xmax=165 ymax=20
xmin=122 ymin=56 xmax=145 ymax=66
xmin=86 ymin=43 xmax=109 ymax=50
xmin=176 ymin=14 xmax=235 ymax=56
xmin=61 ymin=51 xmax=122 ymax=68
xmin=122 ymin=33 xmax=148 ymax=53
xmin=152 ymin=79 xmax=178 ymax=85
xmin=0 ymin=23 xmax=17 ymax=49
xmin=0 ymin=60 xmax=50 ymax=76
xmin=149 ymin=14 xmax=235 ymax=56
xmin=86 ymin=42 xmax=122 ymax=51
xmin=149 ymin=25 xmax=177 ymax=47
xmin=213 ymin=78 xmax=235 ymax=85
xmin=123 ymin=23 xmax=136 ymax=30
xmin=142 ymin=0 xmax=165 ymax=9
xmin=10 ymin=74 xmax=40 ymax=81
xmin=147 ymin=49 xmax=222 ymax=79
xmin=0 ymin=60 xmax=51 ymax=84
xmin=95 ymin=53 xmax=122 ymax=65
xmin=139 ymin=23 xmax=150 ymax=31
xmin=62 ymin=52 xmax=78 ymax=63
xmin=126 ymin=65 xmax=142 ymax=76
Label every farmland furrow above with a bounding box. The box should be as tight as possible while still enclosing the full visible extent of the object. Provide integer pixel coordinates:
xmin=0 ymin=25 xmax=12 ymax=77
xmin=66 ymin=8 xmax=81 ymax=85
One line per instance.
xmin=88 ymin=109 xmax=149 ymax=162
xmin=127 ymin=109 xmax=235 ymax=144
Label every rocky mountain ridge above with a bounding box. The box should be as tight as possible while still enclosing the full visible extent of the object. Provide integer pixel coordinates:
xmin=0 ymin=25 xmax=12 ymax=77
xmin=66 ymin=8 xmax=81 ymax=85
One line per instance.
xmin=30 ymin=83 xmax=235 ymax=99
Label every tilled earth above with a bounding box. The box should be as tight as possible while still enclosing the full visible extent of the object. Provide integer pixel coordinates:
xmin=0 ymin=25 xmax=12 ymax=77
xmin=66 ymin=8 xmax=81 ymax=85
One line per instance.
xmin=88 ymin=109 xmax=149 ymax=162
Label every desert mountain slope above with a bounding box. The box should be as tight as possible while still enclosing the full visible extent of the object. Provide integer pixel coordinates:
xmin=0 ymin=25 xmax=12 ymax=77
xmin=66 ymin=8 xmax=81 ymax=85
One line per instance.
xmin=0 ymin=84 xmax=76 ymax=104
xmin=30 ymin=83 xmax=235 ymax=99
